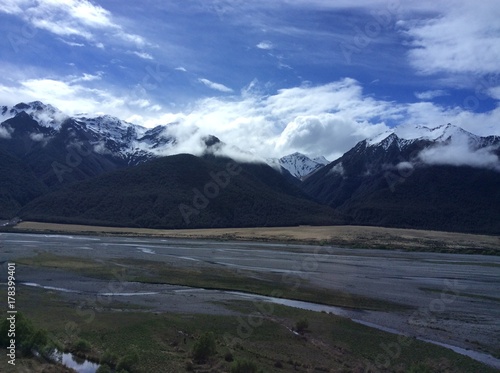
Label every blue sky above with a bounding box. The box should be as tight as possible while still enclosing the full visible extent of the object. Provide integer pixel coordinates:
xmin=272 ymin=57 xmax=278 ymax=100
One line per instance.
xmin=0 ymin=0 xmax=499 ymax=159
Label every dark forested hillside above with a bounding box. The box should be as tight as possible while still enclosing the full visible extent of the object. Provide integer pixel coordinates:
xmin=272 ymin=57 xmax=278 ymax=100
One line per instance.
xmin=0 ymin=149 xmax=48 ymax=218
xmin=301 ymin=138 xmax=500 ymax=234
xmin=20 ymin=154 xmax=343 ymax=228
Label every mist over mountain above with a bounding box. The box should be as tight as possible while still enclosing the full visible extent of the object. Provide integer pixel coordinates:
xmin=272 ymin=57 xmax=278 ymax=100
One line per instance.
xmin=1 ymin=101 xmax=499 ymax=234
xmin=19 ymin=154 xmax=342 ymax=228
xmin=302 ymin=124 xmax=500 ymax=234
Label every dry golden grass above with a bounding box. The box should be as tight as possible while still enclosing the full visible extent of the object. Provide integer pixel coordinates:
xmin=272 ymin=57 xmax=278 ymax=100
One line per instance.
xmin=14 ymin=221 xmax=500 ymax=252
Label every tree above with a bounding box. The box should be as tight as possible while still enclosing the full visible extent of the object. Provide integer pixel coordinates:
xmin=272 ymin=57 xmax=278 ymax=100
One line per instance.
xmin=192 ymin=332 xmax=217 ymax=363
xmin=295 ymin=318 xmax=309 ymax=334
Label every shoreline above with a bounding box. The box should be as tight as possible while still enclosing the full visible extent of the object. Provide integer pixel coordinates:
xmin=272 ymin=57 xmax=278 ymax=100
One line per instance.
xmin=6 ymin=221 xmax=500 ymax=255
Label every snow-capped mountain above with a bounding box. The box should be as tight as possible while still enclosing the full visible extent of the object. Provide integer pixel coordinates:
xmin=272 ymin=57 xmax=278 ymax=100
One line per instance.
xmin=1 ymin=101 xmax=68 ymax=128
xmin=0 ymin=101 xmax=180 ymax=164
xmin=274 ymin=152 xmax=329 ymax=180
xmin=0 ymin=102 xmax=191 ymax=186
xmin=366 ymin=123 xmax=493 ymax=150
xmin=301 ymin=122 xmax=500 ymax=234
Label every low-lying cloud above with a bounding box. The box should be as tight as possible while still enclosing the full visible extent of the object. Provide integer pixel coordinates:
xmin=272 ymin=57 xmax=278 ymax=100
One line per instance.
xmin=0 ymin=124 xmax=12 ymax=139
xmin=419 ymin=140 xmax=500 ymax=171
xmin=2 ymin=76 xmax=500 ymax=163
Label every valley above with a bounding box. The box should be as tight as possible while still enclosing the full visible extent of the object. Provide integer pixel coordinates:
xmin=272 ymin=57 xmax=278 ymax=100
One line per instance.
xmin=11 ymin=221 xmax=500 ymax=254
xmin=1 ymin=232 xmax=499 ymax=372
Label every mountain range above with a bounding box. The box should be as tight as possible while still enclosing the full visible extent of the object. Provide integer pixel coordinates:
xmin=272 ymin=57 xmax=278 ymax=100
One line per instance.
xmin=1 ymin=101 xmax=499 ymax=233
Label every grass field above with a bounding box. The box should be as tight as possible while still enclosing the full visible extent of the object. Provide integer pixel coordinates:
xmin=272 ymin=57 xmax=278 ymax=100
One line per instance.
xmin=17 ymin=252 xmax=409 ymax=311
xmin=0 ymin=286 xmax=496 ymax=373
xmin=11 ymin=221 xmax=500 ymax=254
xmin=3 ymin=224 xmax=499 ymax=372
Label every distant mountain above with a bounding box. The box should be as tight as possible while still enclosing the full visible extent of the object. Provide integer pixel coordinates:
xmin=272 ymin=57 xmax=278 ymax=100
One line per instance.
xmin=0 ymin=148 xmax=48 ymax=218
xmin=0 ymin=102 xmax=204 ymax=188
xmin=301 ymin=124 xmax=500 ymax=234
xmin=270 ymin=152 xmax=329 ymax=180
xmin=2 ymin=102 xmax=499 ymax=234
xmin=20 ymin=154 xmax=343 ymax=228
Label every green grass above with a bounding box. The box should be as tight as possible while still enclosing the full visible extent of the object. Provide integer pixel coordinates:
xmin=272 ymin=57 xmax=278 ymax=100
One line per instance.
xmin=0 ymin=284 xmax=497 ymax=373
xmin=17 ymin=252 xmax=410 ymax=311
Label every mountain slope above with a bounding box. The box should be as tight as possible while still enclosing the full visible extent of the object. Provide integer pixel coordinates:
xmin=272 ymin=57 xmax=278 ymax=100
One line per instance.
xmin=20 ymin=154 xmax=343 ymax=228
xmin=271 ymin=152 xmax=329 ymax=180
xmin=302 ymin=124 xmax=500 ymax=234
xmin=0 ymin=149 xmax=48 ymax=218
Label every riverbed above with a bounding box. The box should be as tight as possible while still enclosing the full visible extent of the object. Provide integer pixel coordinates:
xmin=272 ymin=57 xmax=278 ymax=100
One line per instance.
xmin=1 ymin=232 xmax=499 ymax=368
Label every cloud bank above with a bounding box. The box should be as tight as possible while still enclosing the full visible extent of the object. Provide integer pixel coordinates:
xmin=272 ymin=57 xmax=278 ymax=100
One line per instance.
xmin=0 ymin=0 xmax=148 ymax=48
xmin=198 ymin=79 xmax=234 ymax=93
xmin=419 ymin=139 xmax=500 ymax=171
xmin=1 ymin=74 xmax=500 ymax=162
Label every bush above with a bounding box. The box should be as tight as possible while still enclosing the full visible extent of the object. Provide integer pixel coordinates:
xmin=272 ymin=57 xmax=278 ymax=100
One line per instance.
xmin=100 ymin=349 xmax=118 ymax=366
xmin=295 ymin=318 xmax=309 ymax=334
xmin=192 ymin=332 xmax=217 ymax=363
xmin=116 ymin=350 xmax=139 ymax=372
xmin=74 ymin=338 xmax=92 ymax=353
xmin=225 ymin=351 xmax=234 ymax=362
xmin=231 ymin=359 xmax=258 ymax=373
xmin=0 ymin=313 xmax=48 ymax=355
xmin=96 ymin=364 xmax=112 ymax=373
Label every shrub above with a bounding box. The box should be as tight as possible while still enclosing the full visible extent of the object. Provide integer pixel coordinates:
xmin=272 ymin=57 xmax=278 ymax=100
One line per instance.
xmin=295 ymin=318 xmax=309 ymax=334
xmin=225 ymin=351 xmax=234 ymax=362
xmin=74 ymin=338 xmax=91 ymax=353
xmin=96 ymin=364 xmax=112 ymax=373
xmin=0 ymin=313 xmax=48 ymax=355
xmin=192 ymin=332 xmax=217 ymax=363
xmin=116 ymin=350 xmax=139 ymax=372
xmin=100 ymin=349 xmax=118 ymax=366
xmin=231 ymin=359 xmax=258 ymax=373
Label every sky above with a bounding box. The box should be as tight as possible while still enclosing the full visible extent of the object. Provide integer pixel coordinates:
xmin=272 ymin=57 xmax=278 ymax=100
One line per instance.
xmin=0 ymin=0 xmax=499 ymax=160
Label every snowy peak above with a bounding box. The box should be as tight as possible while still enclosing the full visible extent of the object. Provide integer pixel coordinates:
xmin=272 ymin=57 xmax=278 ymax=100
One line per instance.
xmin=74 ymin=115 xmax=145 ymax=142
xmin=312 ymin=156 xmax=329 ymax=165
xmin=1 ymin=101 xmax=68 ymax=128
xmin=278 ymin=152 xmax=329 ymax=180
xmin=367 ymin=123 xmax=483 ymax=150
xmin=0 ymin=101 xmax=219 ymax=165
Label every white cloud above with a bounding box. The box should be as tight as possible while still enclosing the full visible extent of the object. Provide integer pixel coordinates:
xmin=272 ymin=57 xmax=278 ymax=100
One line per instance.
xmin=132 ymin=51 xmax=154 ymax=60
xmin=2 ymin=75 xmax=500 ymax=162
xmin=256 ymin=40 xmax=274 ymax=50
xmin=401 ymin=1 xmax=500 ymax=75
xmin=69 ymin=73 xmax=102 ymax=83
xmin=0 ymin=125 xmax=12 ymax=139
xmin=488 ymin=86 xmax=500 ymax=100
xmin=0 ymin=0 xmax=148 ymax=48
xmin=414 ymin=90 xmax=449 ymax=100
xmin=59 ymin=39 xmax=85 ymax=47
xmin=0 ymin=78 xmax=140 ymax=120
xmin=198 ymin=78 xmax=233 ymax=93
xmin=175 ymin=67 xmax=187 ymax=72
xmin=419 ymin=140 xmax=500 ymax=170
xmin=276 ymin=115 xmax=387 ymax=160
xmin=29 ymin=133 xmax=45 ymax=142
xmin=327 ymin=162 xmax=345 ymax=176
